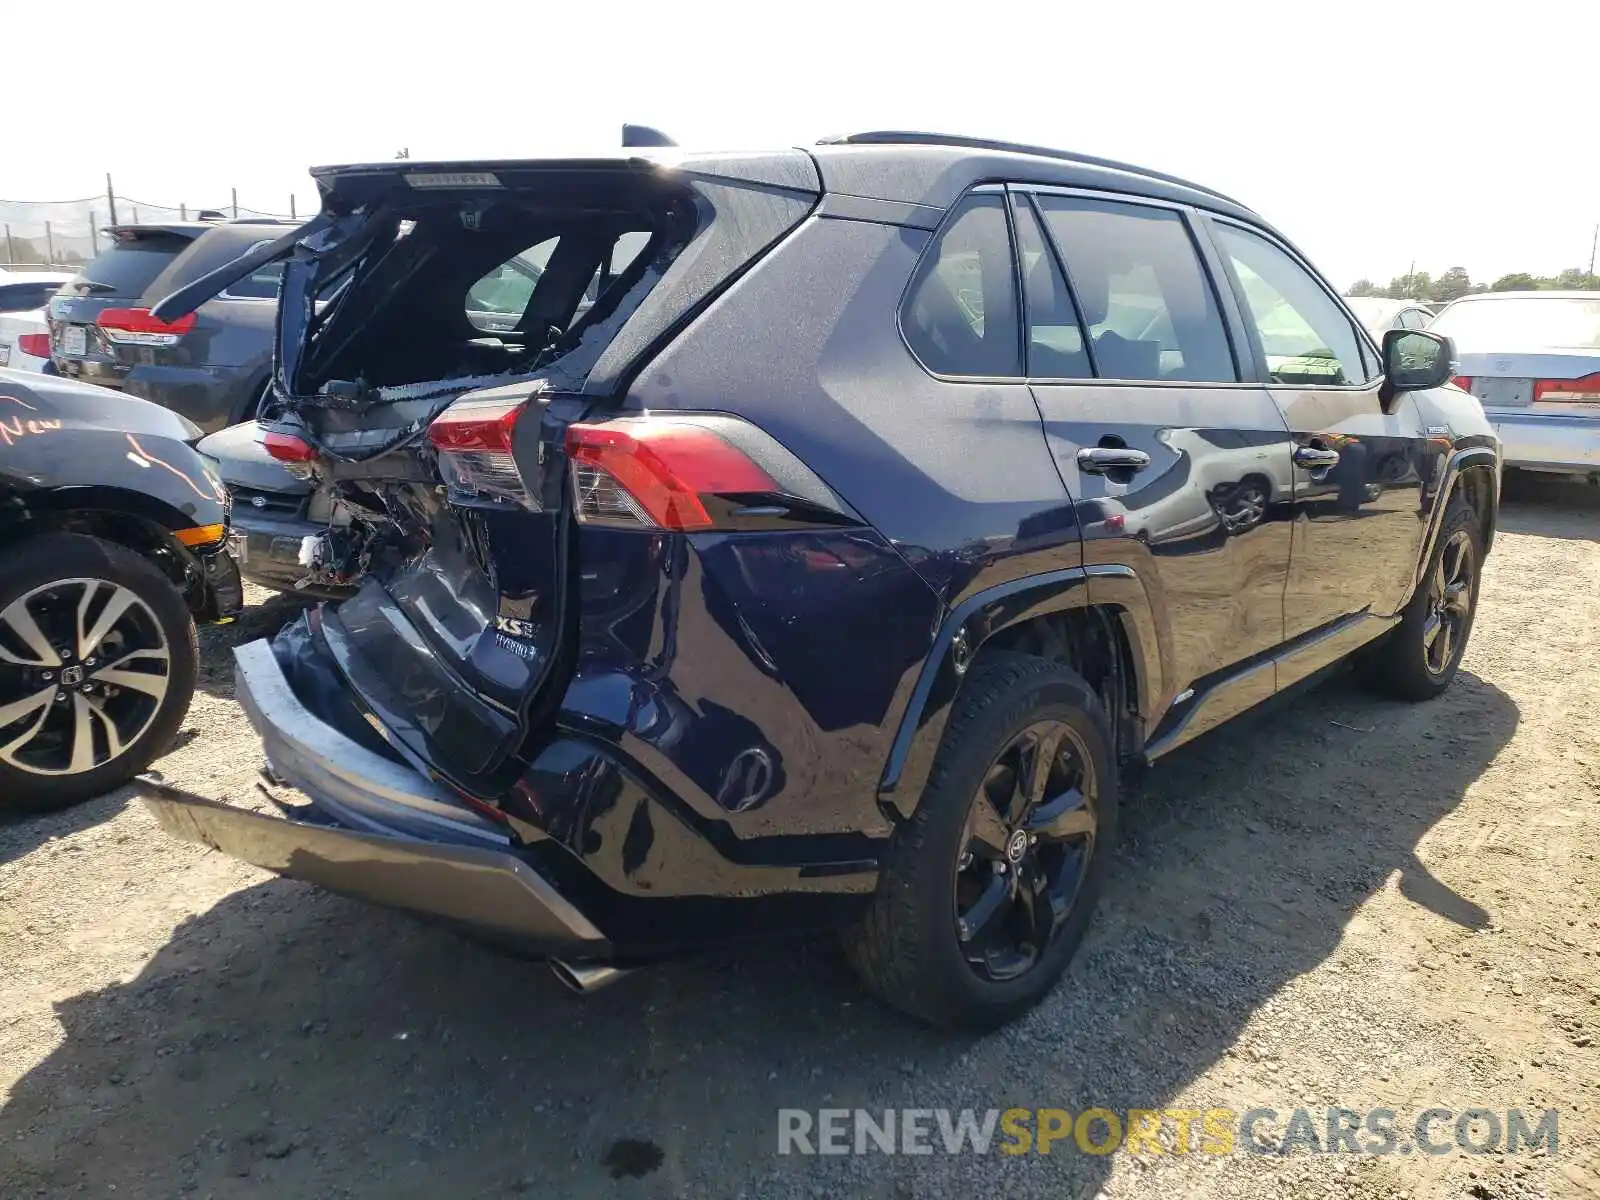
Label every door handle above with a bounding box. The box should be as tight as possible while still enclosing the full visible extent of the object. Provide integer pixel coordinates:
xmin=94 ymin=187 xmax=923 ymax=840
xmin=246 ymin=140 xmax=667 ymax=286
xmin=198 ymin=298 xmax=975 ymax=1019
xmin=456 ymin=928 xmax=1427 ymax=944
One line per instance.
xmin=1293 ymin=445 xmax=1341 ymax=469
xmin=1077 ymin=446 xmax=1151 ymax=475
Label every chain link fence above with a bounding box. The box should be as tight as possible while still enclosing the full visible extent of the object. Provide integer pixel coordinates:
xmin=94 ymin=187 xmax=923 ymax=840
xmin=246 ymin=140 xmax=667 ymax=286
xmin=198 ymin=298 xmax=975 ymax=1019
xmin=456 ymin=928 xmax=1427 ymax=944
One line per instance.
xmin=1 ymin=185 xmax=302 ymax=268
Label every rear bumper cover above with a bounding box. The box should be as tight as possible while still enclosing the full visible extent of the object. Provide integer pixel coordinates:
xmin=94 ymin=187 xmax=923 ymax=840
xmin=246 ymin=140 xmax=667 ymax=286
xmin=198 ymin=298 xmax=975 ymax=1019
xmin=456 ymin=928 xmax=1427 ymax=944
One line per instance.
xmin=136 ymin=636 xmax=610 ymax=954
xmin=1490 ymin=411 xmax=1600 ymax=473
xmin=137 ymin=780 xmax=608 ymax=951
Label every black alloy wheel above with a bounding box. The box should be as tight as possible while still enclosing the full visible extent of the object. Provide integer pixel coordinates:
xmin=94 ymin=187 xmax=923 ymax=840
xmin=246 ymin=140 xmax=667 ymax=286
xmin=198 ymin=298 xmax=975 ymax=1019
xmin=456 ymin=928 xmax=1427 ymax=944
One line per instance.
xmin=955 ymin=720 xmax=1099 ymax=982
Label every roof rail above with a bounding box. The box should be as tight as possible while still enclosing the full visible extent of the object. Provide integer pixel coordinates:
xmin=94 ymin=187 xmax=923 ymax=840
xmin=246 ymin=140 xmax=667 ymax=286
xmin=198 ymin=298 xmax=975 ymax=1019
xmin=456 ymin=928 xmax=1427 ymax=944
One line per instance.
xmin=817 ymin=131 xmax=1247 ymax=209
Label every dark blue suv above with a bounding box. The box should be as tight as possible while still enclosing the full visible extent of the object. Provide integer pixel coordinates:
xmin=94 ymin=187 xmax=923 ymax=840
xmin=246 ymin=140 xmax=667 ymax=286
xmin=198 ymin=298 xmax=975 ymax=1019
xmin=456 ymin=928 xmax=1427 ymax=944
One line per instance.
xmin=137 ymin=134 xmax=1499 ymax=1028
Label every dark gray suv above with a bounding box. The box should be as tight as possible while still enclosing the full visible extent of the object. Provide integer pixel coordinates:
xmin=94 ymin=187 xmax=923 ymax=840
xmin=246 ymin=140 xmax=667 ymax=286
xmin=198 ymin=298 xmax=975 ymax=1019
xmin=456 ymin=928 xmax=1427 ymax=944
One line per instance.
xmin=49 ymin=220 xmax=291 ymax=431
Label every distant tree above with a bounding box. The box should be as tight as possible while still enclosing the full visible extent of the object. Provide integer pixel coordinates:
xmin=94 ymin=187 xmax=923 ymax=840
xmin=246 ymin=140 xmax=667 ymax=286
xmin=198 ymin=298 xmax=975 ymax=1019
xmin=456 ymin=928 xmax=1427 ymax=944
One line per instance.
xmin=1433 ymin=266 xmax=1475 ymax=303
xmin=1348 ymin=278 xmax=1378 ymax=296
xmin=1491 ymin=272 xmax=1538 ymax=292
xmin=1554 ymin=268 xmax=1600 ymax=290
xmin=1387 ymin=271 xmax=1432 ymax=301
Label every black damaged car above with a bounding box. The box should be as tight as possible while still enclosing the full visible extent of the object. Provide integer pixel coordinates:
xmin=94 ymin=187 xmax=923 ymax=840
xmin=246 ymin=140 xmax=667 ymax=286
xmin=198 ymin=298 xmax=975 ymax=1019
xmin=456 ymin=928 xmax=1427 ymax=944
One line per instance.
xmin=0 ymin=368 xmax=242 ymax=812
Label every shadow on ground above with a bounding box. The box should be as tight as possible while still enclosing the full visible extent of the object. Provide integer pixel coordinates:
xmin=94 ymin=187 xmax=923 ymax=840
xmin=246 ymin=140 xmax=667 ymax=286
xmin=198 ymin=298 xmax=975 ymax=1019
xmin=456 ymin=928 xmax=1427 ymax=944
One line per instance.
xmin=1499 ymin=471 xmax=1600 ymax=541
xmin=0 ymin=659 xmax=1520 ymax=1199
xmin=19 ymin=493 xmax=1597 ymax=1196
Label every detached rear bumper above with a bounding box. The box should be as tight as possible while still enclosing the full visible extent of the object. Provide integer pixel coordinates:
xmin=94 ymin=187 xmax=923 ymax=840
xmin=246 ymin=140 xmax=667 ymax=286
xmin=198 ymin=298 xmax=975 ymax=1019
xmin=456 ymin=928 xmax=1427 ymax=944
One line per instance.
xmin=135 ymin=634 xmax=610 ymax=955
xmin=137 ymin=780 xmax=608 ymax=952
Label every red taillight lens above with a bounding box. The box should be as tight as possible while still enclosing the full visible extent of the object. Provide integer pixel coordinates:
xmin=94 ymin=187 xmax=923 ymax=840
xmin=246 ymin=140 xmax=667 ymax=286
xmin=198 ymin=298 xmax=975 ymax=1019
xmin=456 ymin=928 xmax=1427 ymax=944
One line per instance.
xmin=262 ymin=431 xmax=317 ymax=463
xmin=1450 ymin=376 xmax=1473 ymax=392
xmin=565 ymin=418 xmax=778 ymax=531
xmin=1532 ymin=373 xmax=1600 ymax=403
xmin=97 ymin=306 xmax=195 ymax=346
xmin=427 ymin=395 xmax=535 ymax=506
xmin=16 ymin=333 xmax=50 ymax=358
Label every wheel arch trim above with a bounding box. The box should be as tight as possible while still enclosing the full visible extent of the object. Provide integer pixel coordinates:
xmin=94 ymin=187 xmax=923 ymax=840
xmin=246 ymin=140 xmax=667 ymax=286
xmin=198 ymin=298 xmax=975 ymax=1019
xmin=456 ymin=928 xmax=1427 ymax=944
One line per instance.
xmin=877 ymin=564 xmax=1159 ymax=819
xmin=1408 ymin=444 xmax=1500 ymax=603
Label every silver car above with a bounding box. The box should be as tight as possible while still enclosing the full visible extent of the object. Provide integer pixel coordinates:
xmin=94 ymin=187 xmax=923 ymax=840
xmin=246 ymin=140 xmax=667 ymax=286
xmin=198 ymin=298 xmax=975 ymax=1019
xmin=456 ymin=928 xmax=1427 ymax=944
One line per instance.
xmin=1429 ymin=291 xmax=1600 ymax=478
xmin=1341 ymin=295 xmax=1434 ymax=337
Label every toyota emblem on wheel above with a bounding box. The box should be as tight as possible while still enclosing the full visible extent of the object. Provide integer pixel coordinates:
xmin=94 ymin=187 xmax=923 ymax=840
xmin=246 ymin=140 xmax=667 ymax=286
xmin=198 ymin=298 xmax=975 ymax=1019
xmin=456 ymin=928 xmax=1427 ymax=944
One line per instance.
xmin=1006 ymin=829 xmax=1029 ymax=864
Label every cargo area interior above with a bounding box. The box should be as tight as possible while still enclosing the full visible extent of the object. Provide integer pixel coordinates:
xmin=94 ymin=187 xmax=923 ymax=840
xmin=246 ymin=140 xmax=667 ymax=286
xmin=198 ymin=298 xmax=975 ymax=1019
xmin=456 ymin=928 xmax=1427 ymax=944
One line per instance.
xmin=284 ymin=177 xmax=695 ymax=403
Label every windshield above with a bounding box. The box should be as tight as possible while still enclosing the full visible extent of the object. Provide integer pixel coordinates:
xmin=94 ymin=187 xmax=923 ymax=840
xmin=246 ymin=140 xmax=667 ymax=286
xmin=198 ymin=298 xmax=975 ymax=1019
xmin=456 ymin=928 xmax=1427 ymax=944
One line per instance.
xmin=1431 ymin=296 xmax=1600 ymax=350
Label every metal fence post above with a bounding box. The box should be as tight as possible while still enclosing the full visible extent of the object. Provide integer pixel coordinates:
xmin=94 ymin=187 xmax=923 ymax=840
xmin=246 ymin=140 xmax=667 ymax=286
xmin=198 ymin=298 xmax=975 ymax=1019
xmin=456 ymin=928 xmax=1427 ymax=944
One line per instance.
xmin=45 ymin=221 xmax=55 ymax=264
xmin=4 ymin=224 xmax=13 ymax=265
xmin=290 ymin=195 xmax=297 ymax=219
xmin=181 ymin=203 xmax=187 ymax=220
xmin=232 ymin=188 xmax=238 ymax=219
xmin=106 ymin=173 xmax=118 ymax=226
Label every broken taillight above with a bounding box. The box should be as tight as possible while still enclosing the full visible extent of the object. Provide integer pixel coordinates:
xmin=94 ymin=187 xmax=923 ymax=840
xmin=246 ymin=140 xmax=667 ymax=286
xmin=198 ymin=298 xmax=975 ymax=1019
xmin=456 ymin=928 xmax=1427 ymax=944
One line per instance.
xmin=427 ymin=395 xmax=538 ymax=508
xmin=564 ymin=417 xmax=777 ymax=531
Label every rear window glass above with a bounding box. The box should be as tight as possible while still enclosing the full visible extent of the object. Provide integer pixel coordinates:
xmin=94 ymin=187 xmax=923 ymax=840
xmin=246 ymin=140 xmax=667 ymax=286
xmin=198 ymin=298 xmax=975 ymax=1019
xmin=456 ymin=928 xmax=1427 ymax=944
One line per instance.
xmin=1430 ymin=297 xmax=1600 ymax=350
xmin=286 ymin=197 xmax=684 ymax=396
xmin=69 ymin=237 xmax=194 ymax=297
xmin=0 ymin=281 xmax=59 ymax=313
xmin=221 ymin=261 xmax=285 ymax=300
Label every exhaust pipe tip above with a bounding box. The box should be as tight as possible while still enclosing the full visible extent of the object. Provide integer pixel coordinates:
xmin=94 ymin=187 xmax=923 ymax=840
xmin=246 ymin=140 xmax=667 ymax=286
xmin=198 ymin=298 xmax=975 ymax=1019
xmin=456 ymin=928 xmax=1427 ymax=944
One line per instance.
xmin=549 ymin=959 xmax=632 ymax=994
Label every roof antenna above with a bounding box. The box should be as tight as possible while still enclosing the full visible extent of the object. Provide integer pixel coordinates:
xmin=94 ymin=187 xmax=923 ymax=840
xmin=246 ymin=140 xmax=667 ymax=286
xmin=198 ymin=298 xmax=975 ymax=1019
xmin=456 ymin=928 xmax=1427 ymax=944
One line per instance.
xmin=622 ymin=124 xmax=677 ymax=148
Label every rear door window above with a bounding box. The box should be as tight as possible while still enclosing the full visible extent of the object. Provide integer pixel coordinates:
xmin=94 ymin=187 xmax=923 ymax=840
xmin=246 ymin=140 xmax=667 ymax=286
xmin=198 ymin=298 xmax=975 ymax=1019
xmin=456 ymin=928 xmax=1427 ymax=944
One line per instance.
xmin=1215 ymin=223 xmax=1373 ymax=386
xmin=901 ymin=194 xmax=1022 ymax=378
xmin=69 ymin=235 xmax=194 ymax=298
xmin=1011 ymin=196 xmax=1089 ymax=379
xmin=1032 ymin=195 xmax=1238 ymax=383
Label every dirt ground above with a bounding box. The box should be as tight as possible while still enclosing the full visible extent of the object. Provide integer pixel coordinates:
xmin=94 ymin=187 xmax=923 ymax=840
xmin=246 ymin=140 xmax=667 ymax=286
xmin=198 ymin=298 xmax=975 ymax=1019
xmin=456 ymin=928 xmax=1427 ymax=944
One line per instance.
xmin=3 ymin=478 xmax=1599 ymax=1200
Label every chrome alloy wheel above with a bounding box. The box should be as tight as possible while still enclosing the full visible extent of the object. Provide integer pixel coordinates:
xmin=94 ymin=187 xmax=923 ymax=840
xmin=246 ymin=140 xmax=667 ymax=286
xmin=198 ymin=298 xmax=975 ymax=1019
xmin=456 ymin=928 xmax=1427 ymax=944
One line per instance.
xmin=0 ymin=578 xmax=171 ymax=776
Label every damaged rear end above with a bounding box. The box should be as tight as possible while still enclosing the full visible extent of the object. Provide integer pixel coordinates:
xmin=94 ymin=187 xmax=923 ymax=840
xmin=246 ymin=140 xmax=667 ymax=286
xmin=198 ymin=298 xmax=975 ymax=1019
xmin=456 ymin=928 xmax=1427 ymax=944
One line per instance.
xmin=137 ymin=150 xmax=852 ymax=963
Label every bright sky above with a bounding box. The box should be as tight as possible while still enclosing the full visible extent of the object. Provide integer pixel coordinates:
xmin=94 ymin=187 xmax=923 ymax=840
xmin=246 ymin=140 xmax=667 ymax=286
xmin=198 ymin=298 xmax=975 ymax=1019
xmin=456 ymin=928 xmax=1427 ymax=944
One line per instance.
xmin=11 ymin=0 xmax=1596 ymax=289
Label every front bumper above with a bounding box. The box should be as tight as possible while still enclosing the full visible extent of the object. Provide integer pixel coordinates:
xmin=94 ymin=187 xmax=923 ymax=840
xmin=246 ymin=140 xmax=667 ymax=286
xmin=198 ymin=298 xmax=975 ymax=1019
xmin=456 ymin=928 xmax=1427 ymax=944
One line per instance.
xmin=1491 ymin=411 xmax=1600 ymax=475
xmin=137 ymin=636 xmax=609 ymax=955
xmin=227 ymin=514 xmax=354 ymax=596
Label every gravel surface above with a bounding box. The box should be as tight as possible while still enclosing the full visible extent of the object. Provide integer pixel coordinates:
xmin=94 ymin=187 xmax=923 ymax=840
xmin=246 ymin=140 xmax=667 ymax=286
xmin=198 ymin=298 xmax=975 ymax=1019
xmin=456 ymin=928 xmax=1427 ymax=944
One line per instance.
xmin=3 ymin=478 xmax=1599 ymax=1199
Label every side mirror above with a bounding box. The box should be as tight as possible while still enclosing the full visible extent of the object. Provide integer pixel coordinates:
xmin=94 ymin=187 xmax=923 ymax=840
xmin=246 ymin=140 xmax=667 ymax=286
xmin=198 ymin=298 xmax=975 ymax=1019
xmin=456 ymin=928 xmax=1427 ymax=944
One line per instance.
xmin=1383 ymin=329 xmax=1455 ymax=393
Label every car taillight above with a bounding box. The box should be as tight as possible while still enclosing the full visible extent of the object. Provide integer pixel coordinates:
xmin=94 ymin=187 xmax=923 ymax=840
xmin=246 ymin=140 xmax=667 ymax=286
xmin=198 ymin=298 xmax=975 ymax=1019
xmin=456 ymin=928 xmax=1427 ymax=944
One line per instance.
xmin=262 ymin=431 xmax=317 ymax=463
xmin=427 ymin=395 xmax=537 ymax=507
xmin=565 ymin=417 xmax=778 ymax=530
xmin=1451 ymin=376 xmax=1473 ymax=392
xmin=97 ymin=306 xmax=195 ymax=346
xmin=1532 ymin=373 xmax=1600 ymax=403
xmin=15 ymin=333 xmax=49 ymax=358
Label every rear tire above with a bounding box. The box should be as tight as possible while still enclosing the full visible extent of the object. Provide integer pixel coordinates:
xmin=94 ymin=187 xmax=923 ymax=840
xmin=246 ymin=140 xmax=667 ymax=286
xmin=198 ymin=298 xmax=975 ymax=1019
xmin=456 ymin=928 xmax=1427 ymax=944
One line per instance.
xmin=843 ymin=652 xmax=1118 ymax=1030
xmin=1357 ymin=501 xmax=1482 ymax=701
xmin=0 ymin=534 xmax=197 ymax=814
